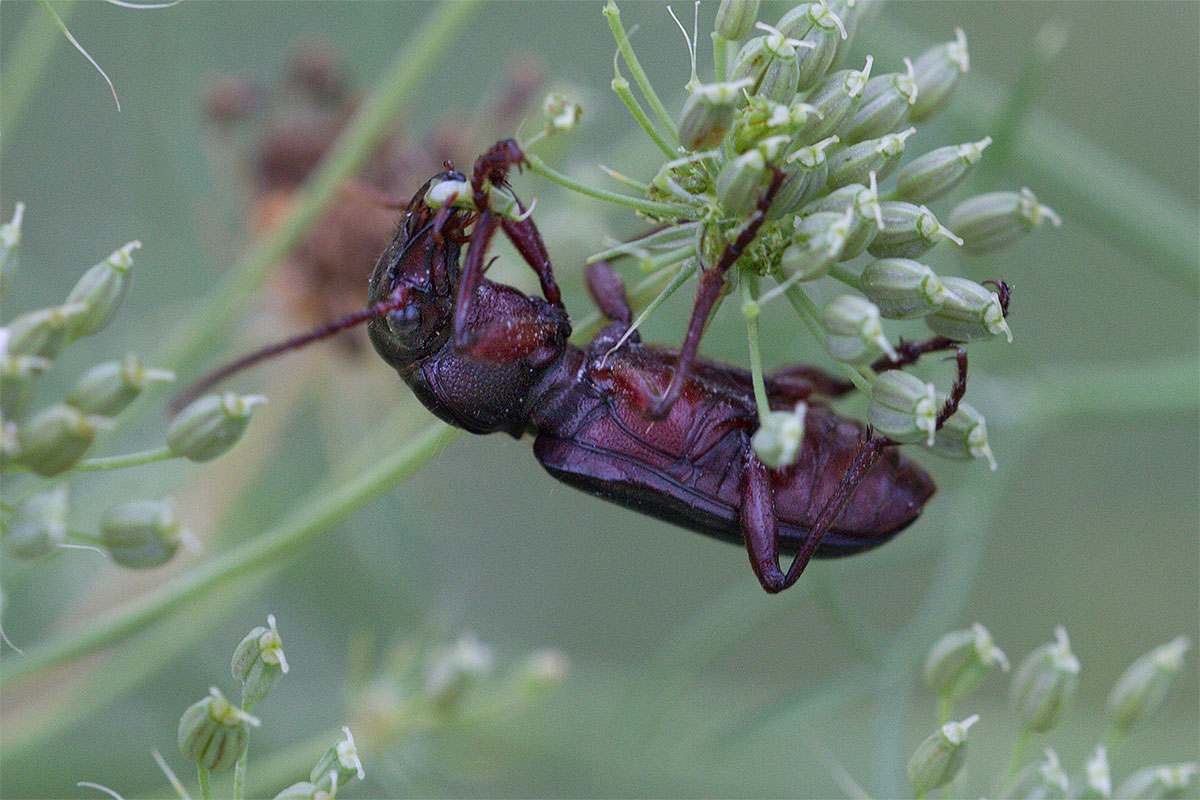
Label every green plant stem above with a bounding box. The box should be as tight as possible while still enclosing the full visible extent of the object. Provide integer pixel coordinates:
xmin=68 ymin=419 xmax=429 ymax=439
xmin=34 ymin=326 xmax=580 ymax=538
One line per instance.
xmin=197 ymin=767 xmax=211 ymax=800
xmin=1031 ymin=354 xmax=1198 ymax=419
xmin=0 ymin=421 xmax=453 ymax=691
xmin=72 ymin=445 xmax=172 ymax=471
xmin=1002 ymin=729 xmax=1032 ymax=787
xmin=740 ymin=269 xmax=772 ymax=421
xmin=712 ymin=34 xmax=727 ymax=82
xmin=858 ymin=17 xmax=1199 ymax=294
xmin=828 ymin=262 xmax=862 ymax=291
xmin=233 ymin=698 xmax=253 ymax=800
xmin=604 ymin=1 xmax=680 ymax=141
xmin=523 ymin=154 xmax=694 ymax=218
xmin=155 ymin=0 xmax=478 ymax=377
xmin=781 ymin=284 xmax=875 ymax=394
xmin=612 ymin=76 xmax=677 ymax=158
xmin=0 ymin=0 xmax=76 ymax=137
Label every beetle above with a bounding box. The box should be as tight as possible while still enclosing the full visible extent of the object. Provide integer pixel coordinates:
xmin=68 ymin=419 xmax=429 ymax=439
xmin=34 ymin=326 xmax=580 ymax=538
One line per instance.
xmin=183 ymin=139 xmax=1000 ymax=593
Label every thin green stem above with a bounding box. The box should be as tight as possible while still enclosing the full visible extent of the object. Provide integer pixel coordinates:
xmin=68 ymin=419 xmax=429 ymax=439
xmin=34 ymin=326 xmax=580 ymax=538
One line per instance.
xmin=73 ymin=445 xmax=172 ymax=471
xmin=636 ymin=243 xmax=694 ymax=274
xmin=232 ymin=699 xmax=253 ymax=800
xmin=828 ymin=262 xmax=862 ymax=291
xmin=156 ymin=1 xmax=478 ymax=377
xmin=604 ymin=1 xmax=680 ymax=141
xmin=523 ymin=154 xmax=694 ymax=218
xmin=711 ymin=33 xmax=727 ymax=82
xmin=612 ymin=76 xmax=677 ymax=158
xmin=196 ymin=767 xmax=211 ymax=800
xmin=740 ymin=268 xmax=772 ymax=421
xmin=0 ymin=422 xmax=453 ymax=691
xmin=0 ymin=0 xmax=75 ymax=137
xmin=937 ymin=694 xmax=953 ymax=726
xmin=1002 ymin=729 xmax=1032 ymax=788
xmin=781 ymin=284 xmax=874 ymax=394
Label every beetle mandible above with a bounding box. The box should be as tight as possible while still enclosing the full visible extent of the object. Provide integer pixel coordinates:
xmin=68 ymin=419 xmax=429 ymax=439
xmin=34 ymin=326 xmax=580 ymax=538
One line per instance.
xmin=184 ymin=139 xmax=1003 ymax=593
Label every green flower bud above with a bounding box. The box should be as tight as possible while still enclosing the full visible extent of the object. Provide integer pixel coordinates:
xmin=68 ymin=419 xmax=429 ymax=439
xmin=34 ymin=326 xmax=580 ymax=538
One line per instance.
xmin=777 ymin=0 xmax=847 ymax=92
xmin=681 ymin=78 xmax=754 ymax=151
xmin=771 ymin=135 xmax=838 ymax=216
xmin=893 ymin=137 xmax=991 ymax=205
xmin=949 ymin=188 xmax=1061 ymax=254
xmin=65 ymin=353 xmax=175 ymax=417
xmin=5 ymin=485 xmax=68 ymax=558
xmin=732 ymin=96 xmax=807 ymax=154
xmin=0 ymin=202 xmax=25 ymax=279
xmin=1106 ymin=636 xmax=1191 ymax=736
xmin=909 ymin=28 xmax=969 ymax=123
xmin=928 ymin=398 xmax=996 ymax=469
xmin=100 ymin=498 xmax=186 ymax=568
xmin=5 ymin=302 xmax=89 ymax=359
xmin=1010 ymin=626 xmax=1080 ymax=733
xmin=841 ymin=58 xmax=917 ymax=145
xmin=999 ymin=748 xmax=1070 ymax=800
xmin=923 ymin=622 xmax=1009 ymax=700
xmin=1077 ymin=746 xmax=1112 ymax=800
xmin=801 ymin=176 xmax=883 ymax=259
xmin=232 ymin=614 xmax=290 ymax=704
xmin=166 ymin=392 xmax=267 ymax=462
xmin=425 ymin=632 xmax=493 ymax=712
xmin=860 ymin=257 xmax=948 ymax=319
xmin=1 ymin=420 xmax=20 ymax=465
xmin=541 ymin=92 xmax=581 ymax=134
xmin=715 ymin=0 xmax=760 ymax=40
xmin=177 ymin=687 xmax=260 ymax=773
xmin=731 ymin=23 xmax=811 ymax=102
xmin=272 ymin=781 xmax=326 ymax=800
xmin=925 ymin=276 xmax=1012 ymax=342
xmin=868 ymin=370 xmax=937 ymax=444
xmin=310 ymin=726 xmax=365 ymax=791
xmin=0 ymin=345 xmax=52 ymax=420
xmin=789 ymin=206 xmax=854 ymax=273
xmin=906 ymin=714 xmax=979 ymax=796
xmin=1114 ymin=764 xmax=1198 ymax=800
xmin=827 ymin=126 xmax=914 ymax=190
xmin=867 ymin=201 xmax=962 ymax=259
xmin=518 ymin=649 xmax=569 ymax=694
xmin=752 ymin=403 xmax=807 ymax=468
xmin=822 ymin=294 xmax=896 ymax=364
xmin=64 ymin=241 xmax=139 ymax=340
xmin=823 ymin=0 xmax=863 ymax=67
xmin=794 ymin=57 xmax=872 ymax=145
xmin=716 ymin=149 xmax=769 ymax=217
xmin=15 ymin=404 xmax=111 ymax=476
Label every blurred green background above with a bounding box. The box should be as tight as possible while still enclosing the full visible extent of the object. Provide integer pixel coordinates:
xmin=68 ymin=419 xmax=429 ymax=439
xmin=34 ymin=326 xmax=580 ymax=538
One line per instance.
xmin=1 ymin=1 xmax=1196 ymax=797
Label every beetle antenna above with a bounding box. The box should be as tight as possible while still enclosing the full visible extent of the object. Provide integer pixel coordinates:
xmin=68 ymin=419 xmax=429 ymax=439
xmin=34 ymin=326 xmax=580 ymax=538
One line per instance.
xmin=169 ymin=286 xmax=411 ymax=414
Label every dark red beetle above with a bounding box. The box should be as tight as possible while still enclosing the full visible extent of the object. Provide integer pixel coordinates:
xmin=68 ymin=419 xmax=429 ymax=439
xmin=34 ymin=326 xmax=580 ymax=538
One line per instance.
xmin=185 ymin=140 xmax=997 ymax=593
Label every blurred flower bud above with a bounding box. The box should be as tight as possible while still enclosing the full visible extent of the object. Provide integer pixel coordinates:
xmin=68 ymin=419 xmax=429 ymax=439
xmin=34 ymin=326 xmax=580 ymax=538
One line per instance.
xmin=425 ymin=632 xmax=494 ymax=712
xmin=519 ymin=649 xmax=570 ymax=694
xmin=794 ymin=57 xmax=872 ymax=144
xmin=680 ymin=78 xmax=753 ymax=151
xmin=715 ymin=0 xmax=761 ymax=40
xmin=949 ymin=188 xmax=1061 ymax=254
xmin=909 ymin=28 xmax=969 ymax=122
xmin=0 ymin=343 xmax=52 ymax=420
xmin=771 ymin=135 xmax=839 ymax=216
xmin=5 ymin=303 xmax=89 ymax=360
xmin=826 ymin=126 xmax=914 ymax=189
xmin=893 ymin=137 xmax=991 ymax=205
xmin=732 ymin=96 xmax=801 ymax=154
xmin=5 ymin=485 xmax=68 ymax=559
xmin=1 ymin=202 xmax=25 ymax=278
xmin=65 ymin=353 xmax=175 ymax=417
xmin=925 ymin=276 xmax=1012 ymax=342
xmin=999 ymin=748 xmax=1070 ymax=800
xmin=928 ymin=398 xmax=996 ymax=469
xmin=788 ymin=206 xmax=854 ymax=274
xmin=1077 ymin=746 xmax=1112 ymax=800
xmin=869 ymin=370 xmax=937 ymax=444
xmin=860 ymin=257 xmax=948 ymax=318
xmin=541 ymin=92 xmax=581 ymax=133
xmin=166 ymin=392 xmax=267 ymax=462
xmin=752 ymin=403 xmax=807 ymax=468
xmin=924 ymin=622 xmax=1009 ymax=700
xmin=272 ymin=781 xmax=326 ymax=800
xmin=1106 ymin=636 xmax=1191 ymax=736
xmin=16 ymin=404 xmax=111 ymax=476
xmin=177 ymin=687 xmax=260 ymax=773
xmin=907 ymin=714 xmax=979 ymax=796
xmin=100 ymin=498 xmax=185 ymax=568
xmin=822 ymin=294 xmax=896 ymax=363
xmin=1010 ymin=626 xmax=1080 ymax=733
xmin=65 ymin=241 xmax=139 ymax=340
xmin=232 ymin=614 xmax=290 ymax=704
xmin=717 ymin=149 xmax=769 ymax=217
xmin=310 ymin=726 xmax=365 ymax=792
xmin=841 ymin=58 xmax=917 ymax=145
xmin=868 ymin=201 xmax=961 ymax=259
xmin=1114 ymin=763 xmax=1198 ymax=800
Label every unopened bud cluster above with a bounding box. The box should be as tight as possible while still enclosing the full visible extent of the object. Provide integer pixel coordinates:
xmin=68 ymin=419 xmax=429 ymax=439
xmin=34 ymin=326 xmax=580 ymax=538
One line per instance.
xmin=1 ymin=207 xmax=264 ymax=569
xmin=912 ymin=626 xmax=1193 ymax=798
xmin=590 ymin=1 xmax=1058 ymax=471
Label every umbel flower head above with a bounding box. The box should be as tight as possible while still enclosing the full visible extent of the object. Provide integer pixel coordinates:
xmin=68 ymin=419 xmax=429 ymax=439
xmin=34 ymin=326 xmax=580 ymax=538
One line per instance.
xmin=531 ymin=0 xmax=1057 ymax=471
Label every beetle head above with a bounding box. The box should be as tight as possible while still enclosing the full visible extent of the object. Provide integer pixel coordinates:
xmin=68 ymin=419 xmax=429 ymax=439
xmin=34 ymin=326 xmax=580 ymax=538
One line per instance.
xmin=367 ymin=170 xmax=469 ymax=370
